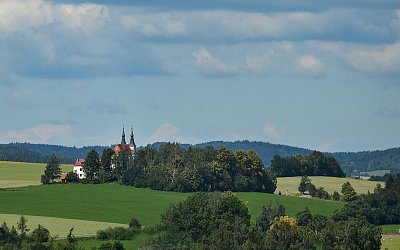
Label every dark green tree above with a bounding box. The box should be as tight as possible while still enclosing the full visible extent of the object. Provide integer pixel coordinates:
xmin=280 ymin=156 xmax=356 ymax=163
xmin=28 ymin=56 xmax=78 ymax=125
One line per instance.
xmin=65 ymin=171 xmax=79 ymax=183
xmin=99 ymin=148 xmax=115 ymax=182
xmin=40 ymin=154 xmax=62 ymax=184
xmin=83 ymin=150 xmax=100 ymax=181
xmin=31 ymin=224 xmax=50 ymax=243
xmin=332 ymin=191 xmax=340 ymax=201
xmin=17 ymin=216 xmax=29 ymax=240
xmin=341 ymin=181 xmax=357 ymax=202
xmin=256 ymin=202 xmax=285 ymax=232
xmin=298 ymin=176 xmax=311 ymax=194
xmin=295 ymin=207 xmax=312 ymax=227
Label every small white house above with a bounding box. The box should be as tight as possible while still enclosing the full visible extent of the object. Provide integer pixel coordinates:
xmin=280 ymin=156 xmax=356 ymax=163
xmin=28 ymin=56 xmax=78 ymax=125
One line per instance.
xmin=73 ymin=158 xmax=86 ymax=179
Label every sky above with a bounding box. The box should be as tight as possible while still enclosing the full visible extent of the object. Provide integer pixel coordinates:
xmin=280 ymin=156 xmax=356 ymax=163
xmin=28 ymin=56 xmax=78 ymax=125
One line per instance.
xmin=0 ymin=0 xmax=400 ymax=152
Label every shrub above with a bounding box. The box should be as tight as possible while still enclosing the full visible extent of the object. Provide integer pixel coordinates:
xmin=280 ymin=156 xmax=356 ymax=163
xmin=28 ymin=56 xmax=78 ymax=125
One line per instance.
xmin=30 ymin=225 xmax=50 ymax=243
xmin=128 ymin=217 xmax=141 ymax=230
xmin=96 ymin=227 xmax=138 ymax=241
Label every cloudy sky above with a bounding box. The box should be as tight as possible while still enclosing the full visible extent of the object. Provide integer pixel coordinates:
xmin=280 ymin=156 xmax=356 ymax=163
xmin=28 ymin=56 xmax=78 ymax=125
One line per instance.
xmin=1 ymin=0 xmax=400 ymax=152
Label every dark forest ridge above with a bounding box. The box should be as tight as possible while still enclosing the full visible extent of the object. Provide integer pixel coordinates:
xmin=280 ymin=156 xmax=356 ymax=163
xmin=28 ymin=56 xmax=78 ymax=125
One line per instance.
xmin=1 ymin=141 xmax=400 ymax=173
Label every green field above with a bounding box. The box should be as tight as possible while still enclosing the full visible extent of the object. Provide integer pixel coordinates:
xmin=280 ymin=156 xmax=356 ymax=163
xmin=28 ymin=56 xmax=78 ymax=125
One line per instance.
xmin=0 ymin=184 xmax=343 ymax=226
xmin=276 ymin=176 xmax=383 ymax=195
xmin=0 ymin=161 xmax=73 ymax=188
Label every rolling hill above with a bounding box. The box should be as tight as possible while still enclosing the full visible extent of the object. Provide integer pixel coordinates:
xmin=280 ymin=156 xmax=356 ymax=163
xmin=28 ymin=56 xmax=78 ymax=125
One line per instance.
xmin=1 ymin=141 xmax=400 ymax=173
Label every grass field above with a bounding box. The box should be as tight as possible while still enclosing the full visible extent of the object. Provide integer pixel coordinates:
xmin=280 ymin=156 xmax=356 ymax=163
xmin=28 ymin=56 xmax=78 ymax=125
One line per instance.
xmin=0 ymin=184 xmax=343 ymax=226
xmin=0 ymin=161 xmax=73 ymax=188
xmin=0 ymin=214 xmax=126 ymax=238
xmin=276 ymin=176 xmax=383 ymax=195
xmin=382 ymin=235 xmax=400 ymax=250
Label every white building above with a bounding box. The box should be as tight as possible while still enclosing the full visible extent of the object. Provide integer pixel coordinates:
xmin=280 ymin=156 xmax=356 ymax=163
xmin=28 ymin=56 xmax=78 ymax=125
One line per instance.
xmin=73 ymin=158 xmax=86 ymax=179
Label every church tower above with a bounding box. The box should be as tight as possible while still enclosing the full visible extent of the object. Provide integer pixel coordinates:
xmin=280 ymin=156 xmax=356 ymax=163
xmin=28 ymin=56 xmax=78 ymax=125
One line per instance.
xmin=121 ymin=126 xmax=126 ymax=145
xmin=129 ymin=126 xmax=136 ymax=155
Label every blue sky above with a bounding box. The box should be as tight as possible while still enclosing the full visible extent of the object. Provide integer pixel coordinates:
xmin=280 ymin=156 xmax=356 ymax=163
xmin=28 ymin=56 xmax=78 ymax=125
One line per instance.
xmin=1 ymin=0 xmax=400 ymax=152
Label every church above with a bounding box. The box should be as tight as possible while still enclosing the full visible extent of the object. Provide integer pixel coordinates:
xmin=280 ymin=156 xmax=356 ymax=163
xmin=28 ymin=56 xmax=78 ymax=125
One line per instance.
xmin=113 ymin=126 xmax=136 ymax=157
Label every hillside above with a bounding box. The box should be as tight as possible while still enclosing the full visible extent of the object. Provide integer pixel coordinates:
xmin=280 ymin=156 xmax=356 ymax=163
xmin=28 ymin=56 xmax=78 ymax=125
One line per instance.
xmin=1 ymin=141 xmax=400 ymax=173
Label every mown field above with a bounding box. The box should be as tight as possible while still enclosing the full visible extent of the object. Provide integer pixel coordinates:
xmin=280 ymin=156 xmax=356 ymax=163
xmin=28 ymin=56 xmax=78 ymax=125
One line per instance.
xmin=0 ymin=184 xmax=343 ymax=226
xmin=0 ymin=161 xmax=71 ymax=188
xmin=276 ymin=176 xmax=383 ymax=195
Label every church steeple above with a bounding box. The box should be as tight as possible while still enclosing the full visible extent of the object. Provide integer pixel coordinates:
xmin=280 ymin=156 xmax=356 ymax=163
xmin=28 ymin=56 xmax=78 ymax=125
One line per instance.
xmin=129 ymin=127 xmax=136 ymax=147
xmin=129 ymin=126 xmax=136 ymax=156
xmin=121 ymin=126 xmax=126 ymax=144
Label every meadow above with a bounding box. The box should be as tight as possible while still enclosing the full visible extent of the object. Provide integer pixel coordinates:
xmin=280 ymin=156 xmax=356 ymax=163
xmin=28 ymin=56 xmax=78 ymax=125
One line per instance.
xmin=0 ymin=161 xmax=71 ymax=188
xmin=275 ymin=176 xmax=383 ymax=195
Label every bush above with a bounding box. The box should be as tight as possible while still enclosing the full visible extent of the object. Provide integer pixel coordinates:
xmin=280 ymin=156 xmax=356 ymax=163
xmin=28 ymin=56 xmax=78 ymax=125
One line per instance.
xmin=96 ymin=227 xmax=138 ymax=241
xmin=128 ymin=217 xmax=141 ymax=230
xmin=98 ymin=241 xmax=125 ymax=250
xmin=30 ymin=225 xmax=50 ymax=243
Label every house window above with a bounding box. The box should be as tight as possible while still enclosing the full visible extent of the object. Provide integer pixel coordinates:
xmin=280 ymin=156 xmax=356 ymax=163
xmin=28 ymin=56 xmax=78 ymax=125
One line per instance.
xmin=80 ymin=168 xmax=82 ymax=171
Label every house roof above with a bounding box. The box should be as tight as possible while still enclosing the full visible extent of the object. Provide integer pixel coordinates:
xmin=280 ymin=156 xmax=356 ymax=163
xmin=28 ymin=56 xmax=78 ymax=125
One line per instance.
xmin=74 ymin=158 xmax=85 ymax=166
xmin=60 ymin=173 xmax=68 ymax=180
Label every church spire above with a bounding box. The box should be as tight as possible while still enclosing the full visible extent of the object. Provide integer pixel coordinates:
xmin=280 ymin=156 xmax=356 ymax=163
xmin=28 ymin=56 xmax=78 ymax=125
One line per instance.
xmin=121 ymin=126 xmax=126 ymax=144
xmin=129 ymin=126 xmax=136 ymax=156
xmin=129 ymin=126 xmax=136 ymax=148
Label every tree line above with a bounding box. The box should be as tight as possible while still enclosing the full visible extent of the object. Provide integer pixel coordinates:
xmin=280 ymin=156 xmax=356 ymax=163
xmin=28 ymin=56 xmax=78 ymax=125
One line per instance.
xmin=270 ymin=151 xmax=345 ymax=177
xmin=42 ymin=143 xmax=277 ymax=193
xmin=144 ymin=192 xmax=382 ymax=249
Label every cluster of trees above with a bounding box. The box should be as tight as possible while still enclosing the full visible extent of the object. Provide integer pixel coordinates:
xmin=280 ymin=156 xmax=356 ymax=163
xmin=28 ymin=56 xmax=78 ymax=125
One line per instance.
xmin=76 ymin=143 xmax=277 ymax=193
xmin=298 ymin=176 xmax=357 ymax=201
xmin=122 ymin=143 xmax=277 ymax=193
xmin=144 ymin=192 xmax=382 ymax=249
xmin=333 ymin=174 xmax=400 ymax=225
xmin=270 ymin=151 xmax=345 ymax=177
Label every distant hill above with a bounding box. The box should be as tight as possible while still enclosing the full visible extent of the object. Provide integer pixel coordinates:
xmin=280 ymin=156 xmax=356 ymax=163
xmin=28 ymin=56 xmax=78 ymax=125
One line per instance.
xmin=0 ymin=143 xmax=109 ymax=164
xmin=1 ymin=141 xmax=399 ymax=173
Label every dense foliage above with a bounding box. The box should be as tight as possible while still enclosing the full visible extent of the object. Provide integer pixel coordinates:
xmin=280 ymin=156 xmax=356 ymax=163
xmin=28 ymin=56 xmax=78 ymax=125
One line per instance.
xmin=120 ymin=143 xmax=277 ymax=193
xmin=145 ymin=193 xmax=381 ymax=249
xmin=270 ymin=151 xmax=345 ymax=177
xmin=330 ymin=148 xmax=400 ymax=173
xmin=3 ymin=141 xmax=400 ymax=173
xmin=333 ymin=174 xmax=400 ymax=225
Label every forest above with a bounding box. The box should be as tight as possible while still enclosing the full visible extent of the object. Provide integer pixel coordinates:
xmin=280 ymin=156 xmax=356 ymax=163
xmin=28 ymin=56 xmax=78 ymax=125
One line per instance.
xmin=2 ymin=141 xmax=400 ymax=173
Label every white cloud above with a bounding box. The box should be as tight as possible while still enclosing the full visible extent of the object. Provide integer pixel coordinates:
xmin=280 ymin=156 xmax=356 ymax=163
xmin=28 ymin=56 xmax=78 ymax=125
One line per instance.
xmin=263 ymin=123 xmax=281 ymax=139
xmin=121 ymin=12 xmax=186 ymax=37
xmin=0 ymin=124 xmax=72 ymax=144
xmin=295 ymin=55 xmax=325 ymax=76
xmin=193 ymin=48 xmax=232 ymax=76
xmin=346 ymin=43 xmax=400 ymax=74
xmin=146 ymin=123 xmax=196 ymax=144
xmin=0 ymin=0 xmax=109 ymax=37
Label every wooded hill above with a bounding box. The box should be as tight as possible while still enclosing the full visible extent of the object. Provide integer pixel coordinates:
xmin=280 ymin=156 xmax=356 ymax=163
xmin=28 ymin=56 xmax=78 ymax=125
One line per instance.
xmin=1 ymin=141 xmax=400 ymax=173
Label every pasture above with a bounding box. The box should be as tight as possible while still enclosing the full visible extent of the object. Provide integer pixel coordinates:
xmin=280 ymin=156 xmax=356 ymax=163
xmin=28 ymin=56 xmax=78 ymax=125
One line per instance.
xmin=275 ymin=176 xmax=384 ymax=195
xmin=0 ymin=161 xmax=72 ymax=188
xmin=0 ymin=214 xmax=126 ymax=238
xmin=0 ymin=184 xmax=343 ymax=226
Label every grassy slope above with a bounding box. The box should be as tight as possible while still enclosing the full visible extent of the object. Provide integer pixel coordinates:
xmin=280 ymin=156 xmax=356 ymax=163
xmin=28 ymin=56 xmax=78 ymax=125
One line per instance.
xmin=0 ymin=214 xmax=126 ymax=237
xmin=0 ymin=161 xmax=73 ymax=188
xmin=276 ymin=176 xmax=383 ymax=195
xmin=0 ymin=184 xmax=342 ymax=225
